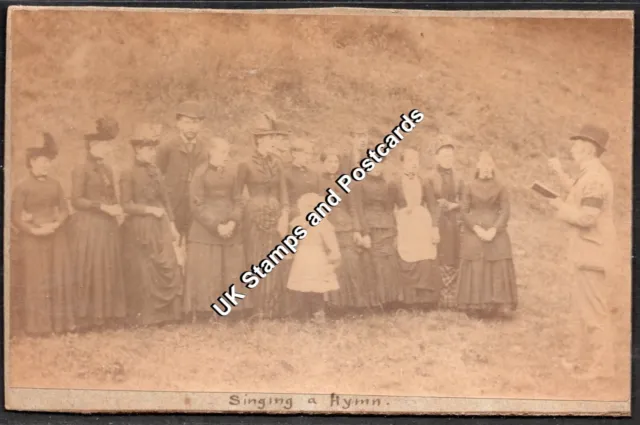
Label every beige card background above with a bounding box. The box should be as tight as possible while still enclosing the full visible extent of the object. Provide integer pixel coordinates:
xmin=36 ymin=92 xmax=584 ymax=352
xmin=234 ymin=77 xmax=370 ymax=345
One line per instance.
xmin=4 ymin=6 xmax=633 ymax=415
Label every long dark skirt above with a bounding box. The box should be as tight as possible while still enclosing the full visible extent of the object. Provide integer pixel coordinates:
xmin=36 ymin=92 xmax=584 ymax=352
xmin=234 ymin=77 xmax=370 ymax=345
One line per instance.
xmin=185 ymin=240 xmax=249 ymax=314
xmin=242 ymin=216 xmax=291 ymax=319
xmin=397 ymin=256 xmax=443 ymax=306
xmin=17 ymin=225 xmax=75 ymax=335
xmin=361 ymin=227 xmax=400 ymax=307
xmin=327 ymin=232 xmax=375 ymax=309
xmin=71 ymin=211 xmax=126 ymax=328
xmin=457 ymin=258 xmax=517 ymax=311
xmin=123 ymin=216 xmax=183 ymax=326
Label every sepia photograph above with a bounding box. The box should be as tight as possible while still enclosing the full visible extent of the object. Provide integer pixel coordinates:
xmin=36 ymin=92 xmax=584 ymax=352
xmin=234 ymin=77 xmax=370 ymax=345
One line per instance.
xmin=3 ymin=6 xmax=633 ymax=415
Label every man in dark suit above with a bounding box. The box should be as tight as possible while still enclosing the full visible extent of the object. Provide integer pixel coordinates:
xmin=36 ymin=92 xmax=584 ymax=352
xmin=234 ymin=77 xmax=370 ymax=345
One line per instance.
xmin=157 ymin=100 xmax=208 ymax=243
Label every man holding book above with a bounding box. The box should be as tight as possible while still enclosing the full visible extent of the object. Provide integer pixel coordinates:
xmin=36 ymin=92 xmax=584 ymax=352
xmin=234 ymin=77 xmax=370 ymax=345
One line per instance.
xmin=546 ymin=124 xmax=616 ymax=380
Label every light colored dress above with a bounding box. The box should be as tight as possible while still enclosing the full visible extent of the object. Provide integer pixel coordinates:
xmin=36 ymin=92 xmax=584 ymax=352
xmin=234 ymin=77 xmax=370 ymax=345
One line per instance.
xmin=287 ymin=217 xmax=340 ymax=293
xmin=395 ymin=175 xmax=438 ymax=262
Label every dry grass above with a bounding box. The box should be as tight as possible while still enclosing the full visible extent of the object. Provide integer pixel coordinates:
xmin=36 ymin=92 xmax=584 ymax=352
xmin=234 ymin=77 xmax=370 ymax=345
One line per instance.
xmin=6 ymin=10 xmax=632 ymax=402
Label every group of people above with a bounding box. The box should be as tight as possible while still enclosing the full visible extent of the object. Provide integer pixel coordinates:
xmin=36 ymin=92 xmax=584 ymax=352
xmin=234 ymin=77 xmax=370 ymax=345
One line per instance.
xmin=10 ymin=100 xmax=520 ymax=336
xmin=9 ymin=98 xmax=617 ymax=379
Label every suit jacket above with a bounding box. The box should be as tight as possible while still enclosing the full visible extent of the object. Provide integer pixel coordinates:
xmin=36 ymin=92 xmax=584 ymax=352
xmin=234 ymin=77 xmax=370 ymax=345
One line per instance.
xmin=556 ymin=158 xmax=616 ymax=273
xmin=156 ymin=136 xmax=208 ymax=233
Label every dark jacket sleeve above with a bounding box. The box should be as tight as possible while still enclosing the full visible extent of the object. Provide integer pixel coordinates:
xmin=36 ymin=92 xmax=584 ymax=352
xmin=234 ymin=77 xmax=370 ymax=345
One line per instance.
xmin=230 ymin=166 xmax=244 ymax=223
xmin=347 ymin=188 xmax=362 ymax=233
xmin=71 ymin=165 xmax=102 ymax=211
xmin=457 ymin=177 xmax=466 ymax=202
xmin=11 ymin=183 xmax=32 ymax=233
xmin=158 ymin=173 xmax=175 ymax=222
xmin=235 ymin=162 xmax=249 ymax=200
xmin=55 ymin=180 xmax=70 ymax=223
xmin=423 ymin=178 xmax=441 ymax=224
xmin=120 ymin=170 xmax=149 ymax=216
xmin=353 ymin=184 xmax=369 ymax=235
xmin=156 ymin=142 xmax=171 ymax=175
xmin=277 ymin=161 xmax=289 ymax=210
xmin=460 ymin=185 xmax=476 ymax=230
xmin=387 ymin=180 xmax=401 ymax=209
xmin=189 ymin=166 xmax=221 ymax=231
xmin=492 ymin=185 xmax=510 ymax=231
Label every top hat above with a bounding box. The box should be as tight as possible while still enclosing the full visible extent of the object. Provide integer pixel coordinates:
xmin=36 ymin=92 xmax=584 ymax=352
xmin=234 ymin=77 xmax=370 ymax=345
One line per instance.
xmin=176 ymin=100 xmax=206 ymax=120
xmin=26 ymin=132 xmax=58 ymax=164
xmin=434 ymin=134 xmax=457 ymax=154
xmin=570 ymin=124 xmax=609 ymax=153
xmin=84 ymin=116 xmax=119 ymax=142
xmin=130 ymin=123 xmax=163 ymax=147
xmin=252 ymin=112 xmax=290 ymax=137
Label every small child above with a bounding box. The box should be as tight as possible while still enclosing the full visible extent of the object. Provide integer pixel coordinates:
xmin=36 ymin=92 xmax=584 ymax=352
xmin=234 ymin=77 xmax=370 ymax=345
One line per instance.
xmin=286 ymin=192 xmax=341 ymax=323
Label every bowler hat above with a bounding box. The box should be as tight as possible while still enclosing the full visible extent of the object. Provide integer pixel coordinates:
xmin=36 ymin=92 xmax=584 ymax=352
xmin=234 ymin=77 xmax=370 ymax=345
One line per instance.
xmin=84 ymin=116 xmax=120 ymax=142
xmin=26 ymin=132 xmax=58 ymax=165
xmin=252 ymin=112 xmax=290 ymax=137
xmin=130 ymin=123 xmax=162 ymax=147
xmin=570 ymin=124 xmax=609 ymax=153
xmin=176 ymin=100 xmax=206 ymax=120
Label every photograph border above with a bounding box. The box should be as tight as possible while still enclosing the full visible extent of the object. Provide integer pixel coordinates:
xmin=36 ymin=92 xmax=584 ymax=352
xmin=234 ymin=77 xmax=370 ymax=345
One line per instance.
xmin=1 ymin=0 xmax=637 ymax=422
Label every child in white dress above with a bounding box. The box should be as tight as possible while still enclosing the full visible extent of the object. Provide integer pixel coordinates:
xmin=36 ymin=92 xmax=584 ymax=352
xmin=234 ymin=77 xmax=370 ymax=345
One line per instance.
xmin=287 ymin=192 xmax=341 ymax=322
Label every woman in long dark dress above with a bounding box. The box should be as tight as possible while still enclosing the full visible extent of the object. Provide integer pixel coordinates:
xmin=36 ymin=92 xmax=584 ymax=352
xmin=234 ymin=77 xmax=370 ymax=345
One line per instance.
xmin=359 ymin=163 xmax=401 ymax=310
xmin=321 ymin=149 xmax=372 ymax=314
xmin=11 ymin=133 xmax=75 ymax=335
xmin=184 ymin=137 xmax=247 ymax=320
xmin=457 ymin=151 xmax=517 ymax=318
xmin=425 ymin=136 xmax=465 ymax=309
xmin=120 ymin=123 xmax=183 ymax=326
xmin=390 ymin=147 xmax=443 ymax=310
xmin=70 ymin=117 xmax=126 ymax=329
xmin=237 ymin=112 xmax=290 ymax=320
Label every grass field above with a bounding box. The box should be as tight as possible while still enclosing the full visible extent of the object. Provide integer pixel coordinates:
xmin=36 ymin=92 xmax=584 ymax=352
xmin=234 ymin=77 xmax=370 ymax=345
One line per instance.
xmin=6 ymin=10 xmax=632 ymax=402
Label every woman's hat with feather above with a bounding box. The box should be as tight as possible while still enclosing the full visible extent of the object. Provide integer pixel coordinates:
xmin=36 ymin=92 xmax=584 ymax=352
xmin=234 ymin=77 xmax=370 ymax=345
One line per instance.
xmin=84 ymin=116 xmax=120 ymax=144
xmin=252 ymin=111 xmax=290 ymax=138
xmin=25 ymin=132 xmax=58 ymax=166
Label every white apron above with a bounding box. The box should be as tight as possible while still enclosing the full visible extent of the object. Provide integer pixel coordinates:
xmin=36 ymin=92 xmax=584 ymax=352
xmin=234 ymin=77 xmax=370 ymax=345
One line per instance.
xmin=396 ymin=175 xmax=437 ymax=263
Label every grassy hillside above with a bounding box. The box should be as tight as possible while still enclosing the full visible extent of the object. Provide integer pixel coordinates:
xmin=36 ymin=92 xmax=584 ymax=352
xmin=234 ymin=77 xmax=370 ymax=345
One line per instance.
xmin=7 ymin=9 xmax=633 ymax=403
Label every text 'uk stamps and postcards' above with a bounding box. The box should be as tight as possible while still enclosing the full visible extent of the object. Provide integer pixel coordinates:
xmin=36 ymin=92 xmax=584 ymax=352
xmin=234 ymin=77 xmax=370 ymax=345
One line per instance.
xmin=3 ymin=6 xmax=633 ymax=416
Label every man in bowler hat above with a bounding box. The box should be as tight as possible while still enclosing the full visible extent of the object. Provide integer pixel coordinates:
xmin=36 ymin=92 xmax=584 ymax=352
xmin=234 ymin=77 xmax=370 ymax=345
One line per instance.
xmin=547 ymin=124 xmax=617 ymax=380
xmin=157 ymin=100 xmax=208 ymax=243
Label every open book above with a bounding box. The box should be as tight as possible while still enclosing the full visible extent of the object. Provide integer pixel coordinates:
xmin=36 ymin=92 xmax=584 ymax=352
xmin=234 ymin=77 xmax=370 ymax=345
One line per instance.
xmin=530 ymin=181 xmax=560 ymax=199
